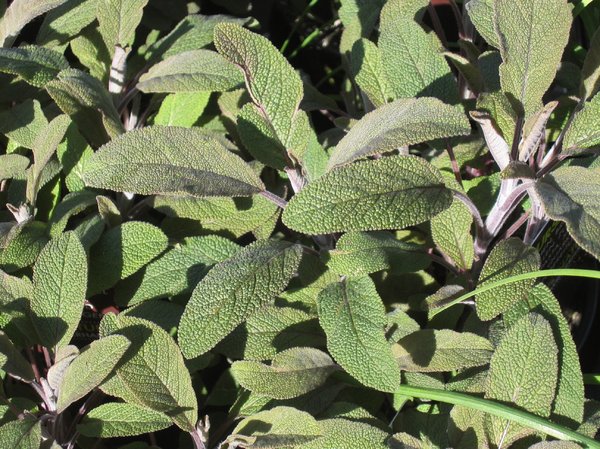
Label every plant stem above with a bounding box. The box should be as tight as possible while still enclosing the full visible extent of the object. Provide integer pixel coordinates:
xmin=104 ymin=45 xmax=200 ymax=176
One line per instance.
xmin=259 ymin=190 xmax=288 ymax=209
xmin=280 ymin=0 xmax=321 ymax=54
xmin=190 ymin=428 xmax=207 ymax=449
xmin=446 ymin=141 xmax=463 ymax=188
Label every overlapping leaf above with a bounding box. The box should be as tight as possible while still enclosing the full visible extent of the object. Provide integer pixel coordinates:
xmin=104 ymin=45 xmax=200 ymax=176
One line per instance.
xmin=78 ymin=403 xmax=172 ymax=437
xmin=0 ymin=0 xmax=67 ymax=47
xmin=0 ymin=46 xmax=68 ymax=87
xmin=431 ymin=199 xmax=474 ymax=270
xmin=97 ymin=0 xmax=148 ymax=50
xmin=563 ymin=94 xmax=600 ymax=154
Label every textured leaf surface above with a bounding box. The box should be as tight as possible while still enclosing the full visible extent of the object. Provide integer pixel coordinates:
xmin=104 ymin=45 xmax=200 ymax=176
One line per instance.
xmin=31 ymin=232 xmax=87 ymax=349
xmin=466 ymin=0 xmax=498 ymax=48
xmin=138 ymin=49 xmax=242 ymax=93
xmin=431 ymin=199 xmax=474 ymax=270
xmin=283 ymin=156 xmax=452 ymax=234
xmin=37 ymin=0 xmax=97 ymax=46
xmin=495 ymin=0 xmax=571 ymax=117
xmin=328 ymin=98 xmax=470 ymax=169
xmin=392 ymin=329 xmax=493 ymax=372
xmin=534 ymin=166 xmax=600 ymax=259
xmin=0 ymin=0 xmax=67 ymax=46
xmin=97 ymin=0 xmax=148 ymax=49
xmin=83 ymin=126 xmax=264 ymax=197
xmin=0 ymin=99 xmax=47 ymax=150
xmin=485 ymin=312 xmax=558 ymax=444
xmin=317 ymin=276 xmax=400 ymax=392
xmin=351 ymin=38 xmax=391 ymax=107
xmin=297 ymin=418 xmax=389 ymax=449
xmin=0 ymin=418 xmax=41 ymax=449
xmin=99 ymin=315 xmax=197 ymax=431
xmin=178 ymin=240 xmax=303 ymax=358
xmin=563 ymin=95 xmax=600 ymax=154
xmin=78 ymin=403 xmax=172 ymax=437
xmin=0 ymin=46 xmax=68 ymax=87
xmin=117 ymin=235 xmax=239 ymax=305
xmin=56 ymin=335 xmax=130 ymax=412
xmin=476 ymin=238 xmax=540 ymax=320
xmin=504 ymin=284 xmax=584 ymax=424
xmin=152 ymin=92 xmax=209 ymax=127
xmin=0 ymin=154 xmax=29 ymax=181
xmin=0 ymin=331 xmax=34 ymax=381
xmin=582 ymin=27 xmax=600 ymax=99
xmin=232 ymin=347 xmax=336 ymax=400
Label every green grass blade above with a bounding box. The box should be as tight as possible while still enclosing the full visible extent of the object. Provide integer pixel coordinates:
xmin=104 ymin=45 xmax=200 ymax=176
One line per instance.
xmin=583 ymin=374 xmax=600 ymax=385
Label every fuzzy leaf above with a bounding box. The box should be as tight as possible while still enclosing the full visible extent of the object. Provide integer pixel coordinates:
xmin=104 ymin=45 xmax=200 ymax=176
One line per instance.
xmin=0 ymin=0 xmax=67 ymax=47
xmin=0 ymin=154 xmax=29 ymax=181
xmin=431 ymin=199 xmax=474 ymax=270
xmin=297 ymin=418 xmax=389 ymax=449
xmin=83 ymin=126 xmax=264 ymax=197
xmin=563 ymin=94 xmax=600 ymax=154
xmin=99 ymin=315 xmax=197 ymax=431
xmin=534 ymin=166 xmax=600 ymax=259
xmin=232 ymin=347 xmax=337 ymax=400
xmin=88 ymin=221 xmax=168 ymax=294
xmin=0 ymin=46 xmax=68 ymax=87
xmin=137 ymin=49 xmax=242 ymax=93
xmin=328 ymin=98 xmax=470 ymax=169
xmin=31 ymin=232 xmax=87 ymax=349
xmin=283 ymin=156 xmax=452 ymax=234
xmin=351 ymin=38 xmax=391 ymax=107
xmin=178 ymin=240 xmax=303 ymax=358
xmin=392 ymin=329 xmax=493 ymax=372
xmin=0 ymin=99 xmax=48 ymax=150
xmin=78 ymin=402 xmax=172 ymax=437
xmin=475 ymin=238 xmax=540 ymax=320
xmin=0 ymin=418 xmax=41 ymax=449
xmin=56 ymin=335 xmax=130 ymax=412
xmin=495 ymin=0 xmax=572 ymax=117
xmin=581 ymin=27 xmax=600 ymax=99
xmin=317 ymin=276 xmax=400 ymax=392
xmin=0 ymin=331 xmax=34 ymax=381
xmin=37 ymin=0 xmax=98 ymax=46
xmin=465 ymin=0 xmax=498 ymax=48
xmin=152 ymin=92 xmax=210 ymax=127
xmin=97 ymin=0 xmax=148 ymax=50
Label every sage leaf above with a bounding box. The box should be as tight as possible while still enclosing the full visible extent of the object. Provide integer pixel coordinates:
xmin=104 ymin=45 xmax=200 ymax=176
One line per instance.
xmin=31 ymin=232 xmax=87 ymax=350
xmin=83 ymin=126 xmax=264 ymax=197
xmin=0 ymin=417 xmax=41 ymax=449
xmin=78 ymin=403 xmax=172 ymax=437
xmin=328 ymin=97 xmax=470 ymax=169
xmin=99 ymin=315 xmax=198 ymax=431
xmin=317 ymin=276 xmax=400 ymax=392
xmin=283 ymin=156 xmax=453 ymax=234
xmin=97 ymin=0 xmax=148 ymax=50
xmin=581 ymin=27 xmax=600 ymax=99
xmin=563 ymin=94 xmax=600 ymax=154
xmin=0 ymin=154 xmax=29 ymax=181
xmin=47 ymin=345 xmax=79 ymax=391
xmin=0 ymin=331 xmax=34 ymax=381
xmin=0 ymin=0 xmax=67 ymax=47
xmin=137 ymin=49 xmax=243 ymax=93
xmin=534 ymin=166 xmax=600 ymax=259
xmin=350 ymin=38 xmax=392 ymax=107
xmin=475 ymin=238 xmax=540 ymax=321
xmin=178 ymin=240 xmax=303 ymax=358
xmin=297 ymin=418 xmax=389 ymax=449
xmin=152 ymin=92 xmax=210 ymax=127
xmin=0 ymin=46 xmax=68 ymax=87
xmin=431 ymin=198 xmax=474 ymax=270
xmin=56 ymin=335 xmax=130 ymax=413
xmin=232 ymin=347 xmax=337 ymax=400
xmin=0 ymin=99 xmax=48 ymax=150
xmin=465 ymin=0 xmax=498 ymax=48
xmin=37 ymin=0 xmax=98 ymax=47
xmin=392 ymin=329 xmax=493 ymax=372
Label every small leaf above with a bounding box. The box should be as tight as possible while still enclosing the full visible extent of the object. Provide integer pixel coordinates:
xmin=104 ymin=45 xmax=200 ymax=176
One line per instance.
xmin=563 ymin=94 xmax=600 ymax=154
xmin=178 ymin=240 xmax=303 ymax=358
xmin=283 ymin=156 xmax=453 ymax=234
xmin=328 ymin=98 xmax=470 ymax=169
xmin=431 ymin=199 xmax=474 ymax=270
xmin=0 ymin=417 xmax=41 ymax=449
xmin=475 ymin=238 xmax=540 ymax=320
xmin=0 ymin=331 xmax=34 ymax=381
xmin=581 ymin=27 xmax=600 ymax=99
xmin=470 ymin=110 xmax=510 ymax=170
xmin=37 ymin=0 xmax=98 ymax=47
xmin=137 ymin=49 xmax=243 ymax=93
xmin=350 ymin=38 xmax=391 ymax=107
xmin=31 ymin=232 xmax=87 ymax=349
xmin=78 ymin=402 xmax=172 ymax=437
xmin=47 ymin=345 xmax=79 ymax=391
xmin=0 ymin=0 xmax=67 ymax=47
xmin=232 ymin=347 xmax=337 ymax=400
xmin=83 ymin=126 xmax=264 ymax=197
xmin=97 ymin=0 xmax=148 ymax=50
xmin=56 ymin=335 xmax=130 ymax=412
xmin=297 ymin=418 xmax=389 ymax=449
xmin=0 ymin=46 xmax=68 ymax=87
xmin=534 ymin=166 xmax=600 ymax=259
xmin=317 ymin=276 xmax=400 ymax=392
xmin=152 ymin=92 xmax=210 ymax=127
xmin=392 ymin=329 xmax=493 ymax=372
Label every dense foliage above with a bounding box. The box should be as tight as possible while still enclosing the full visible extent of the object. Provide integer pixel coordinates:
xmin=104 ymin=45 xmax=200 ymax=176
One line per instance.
xmin=0 ymin=0 xmax=599 ymax=448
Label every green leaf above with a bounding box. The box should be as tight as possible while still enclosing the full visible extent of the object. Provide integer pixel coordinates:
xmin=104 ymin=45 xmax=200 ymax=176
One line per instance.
xmin=0 ymin=417 xmax=41 ymax=449
xmin=475 ymin=238 xmax=540 ymax=321
xmin=379 ymin=0 xmax=458 ymax=103
xmin=83 ymin=126 xmax=264 ymax=197
xmin=137 ymin=49 xmax=242 ymax=93
xmin=495 ymin=0 xmax=572 ymax=117
xmin=350 ymin=38 xmax=392 ymax=107
xmin=297 ymin=418 xmax=389 ymax=449
xmin=214 ymin=23 xmax=303 ymax=149
xmin=328 ymin=98 xmax=470 ymax=169
xmin=0 ymin=222 xmax=49 ymax=273
xmin=99 ymin=315 xmax=198 ymax=431
xmin=0 ymin=99 xmax=48 ymax=150
xmin=56 ymin=335 xmax=130 ymax=413
xmin=563 ymin=95 xmax=600 ymax=154
xmin=283 ymin=156 xmax=453 ymax=234
xmin=31 ymin=232 xmax=87 ymax=350
xmin=56 ymin=122 xmax=93 ymax=192
xmin=0 ymin=46 xmax=68 ymax=87
xmin=178 ymin=239 xmax=303 ymax=358
xmin=36 ymin=0 xmax=98 ymax=47
xmin=48 ymin=190 xmax=97 ymax=238
xmin=78 ymin=402 xmax=172 ymax=437
xmin=69 ymin=27 xmax=110 ymax=83
xmin=116 ymin=235 xmax=239 ymax=305
xmin=227 ymin=406 xmax=322 ymax=448
xmin=152 ymin=92 xmax=210 ymax=127
xmin=392 ymin=329 xmax=493 ymax=372
xmin=485 ymin=312 xmax=558 ymax=446
xmin=97 ymin=0 xmax=148 ymax=50
xmin=0 ymin=154 xmax=29 ymax=181
xmin=0 ymin=0 xmax=67 ymax=47
xmin=504 ymin=284 xmax=584 ymax=425
xmin=232 ymin=347 xmax=337 ymax=400
xmin=431 ymin=198 xmax=474 ymax=270
xmin=317 ymin=276 xmax=400 ymax=392
xmin=533 ymin=166 xmax=600 ymax=259
xmin=327 ymin=231 xmax=429 ymax=276
xmin=88 ymin=221 xmax=168 ymax=294
xmin=0 ymin=331 xmax=34 ymax=381
xmin=581 ymin=27 xmax=600 ymax=99
xmin=465 ymin=0 xmax=498 ymax=48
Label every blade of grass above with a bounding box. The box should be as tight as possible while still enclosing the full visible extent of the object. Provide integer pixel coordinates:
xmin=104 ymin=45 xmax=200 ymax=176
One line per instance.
xmin=583 ymin=374 xmax=600 ymax=385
